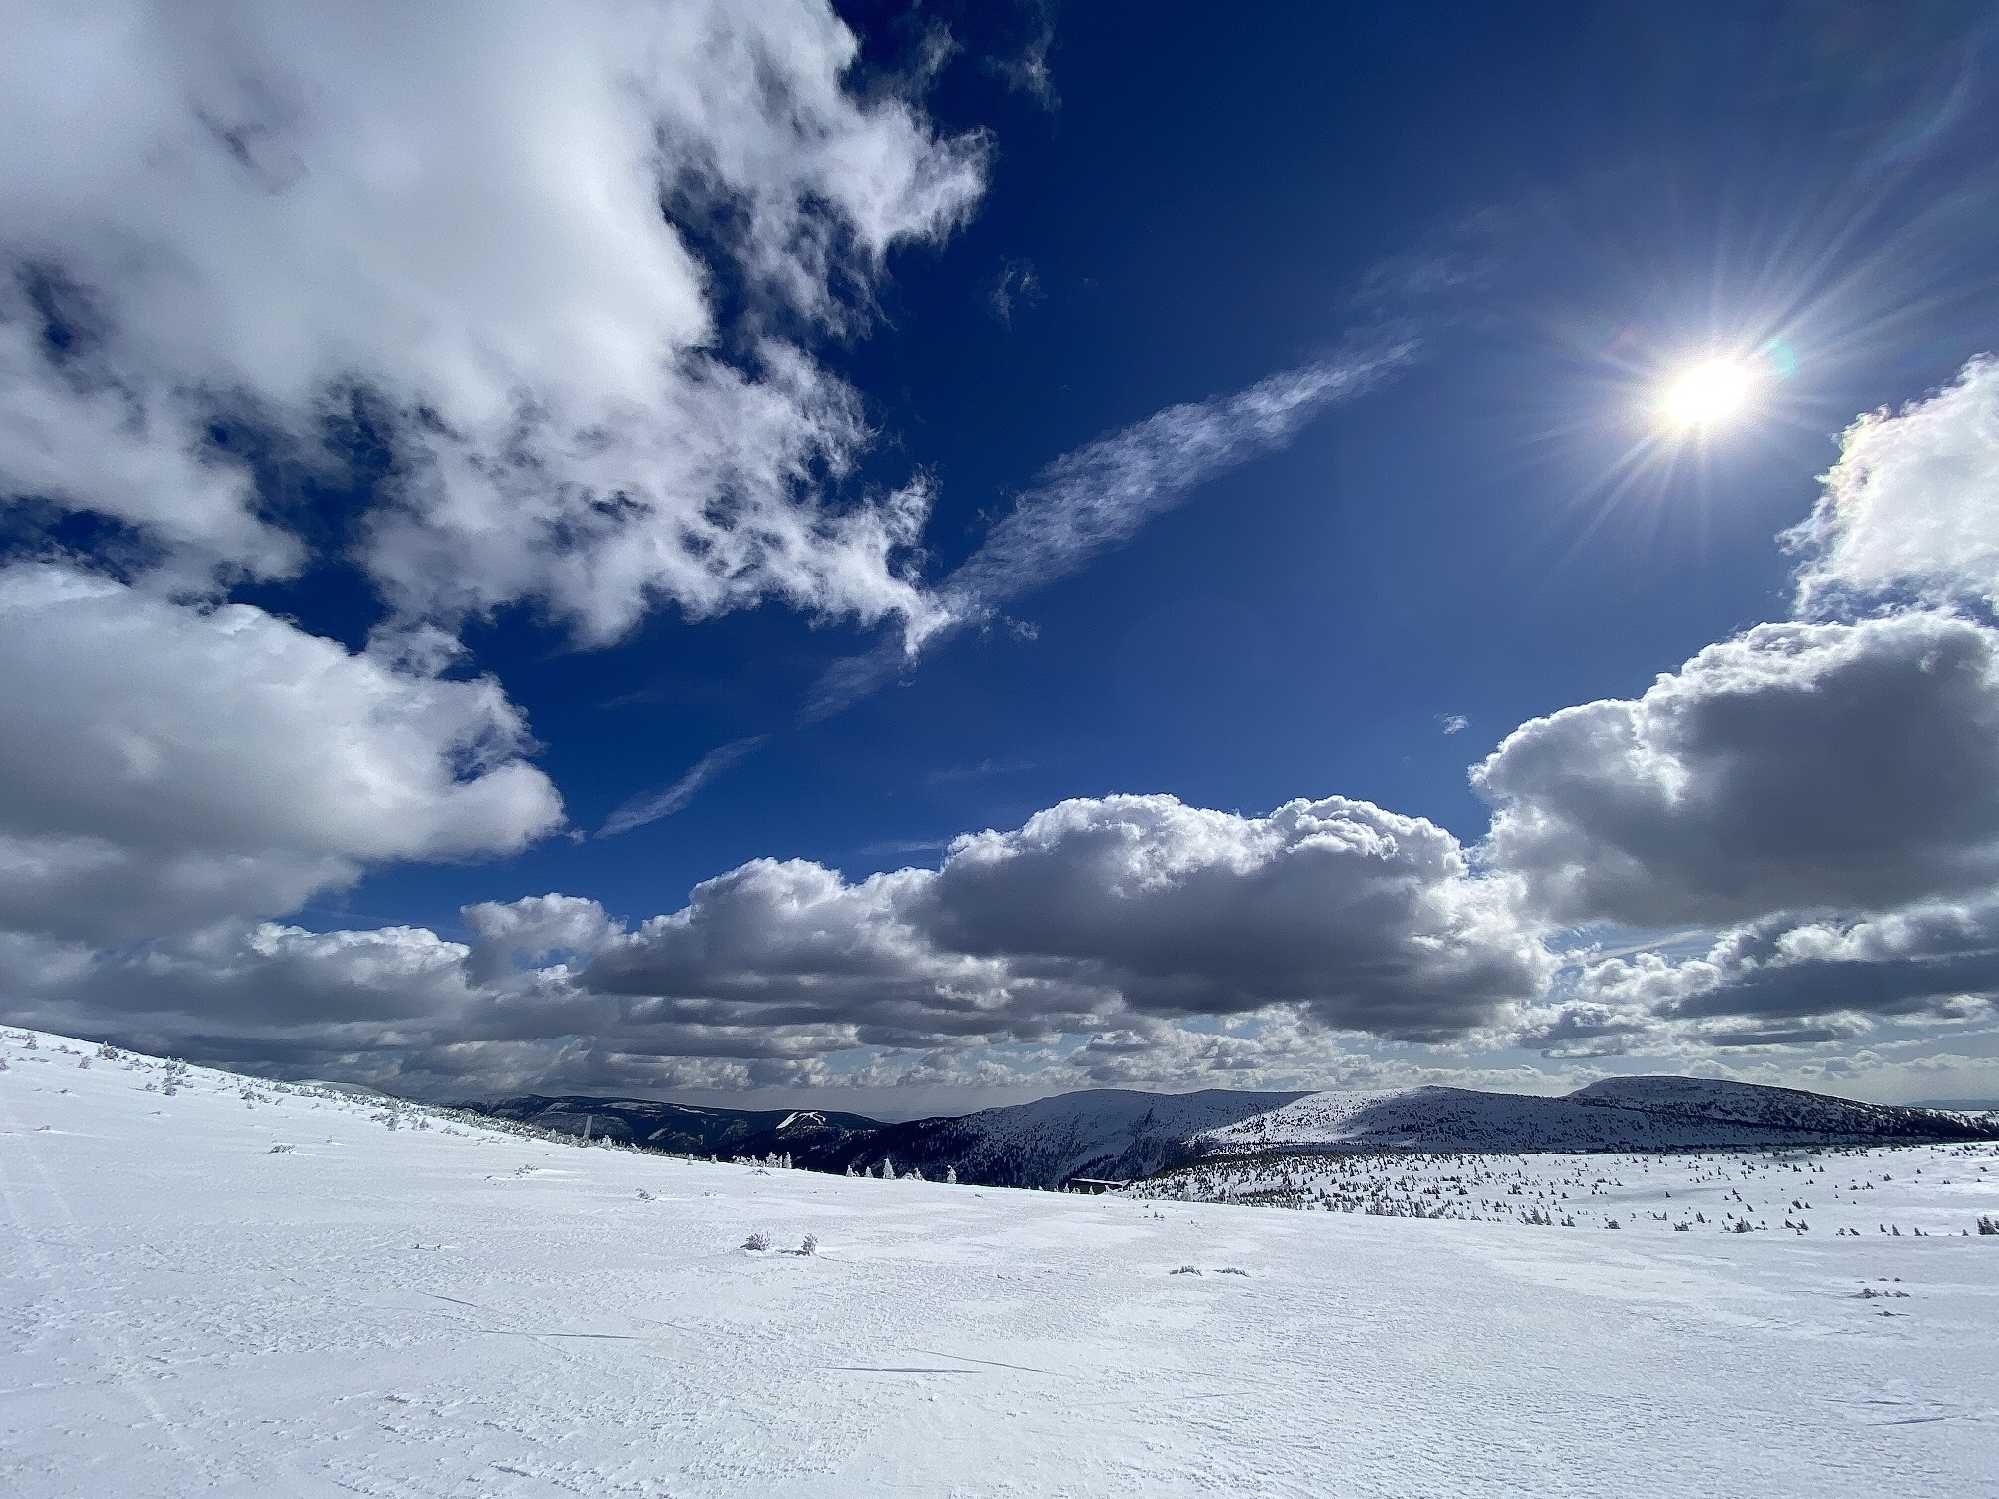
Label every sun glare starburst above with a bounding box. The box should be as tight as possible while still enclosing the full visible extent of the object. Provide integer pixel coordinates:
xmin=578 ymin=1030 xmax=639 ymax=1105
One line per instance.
xmin=1656 ymin=355 xmax=1758 ymax=433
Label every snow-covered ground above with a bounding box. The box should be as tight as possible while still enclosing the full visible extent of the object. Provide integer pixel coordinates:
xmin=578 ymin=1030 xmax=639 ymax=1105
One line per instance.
xmin=1140 ymin=1143 xmax=1999 ymax=1238
xmin=4 ymin=1028 xmax=1997 ymax=1497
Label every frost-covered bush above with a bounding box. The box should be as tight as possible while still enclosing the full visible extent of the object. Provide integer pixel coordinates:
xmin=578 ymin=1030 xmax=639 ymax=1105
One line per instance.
xmin=800 ymin=1233 xmax=818 ymax=1256
xmin=945 ymin=1166 xmax=958 ymax=1185
xmin=1170 ymin=1265 xmax=1202 ymax=1276
xmin=1978 ymin=1215 xmax=1999 ymax=1236
xmin=742 ymin=1231 xmax=771 ymax=1252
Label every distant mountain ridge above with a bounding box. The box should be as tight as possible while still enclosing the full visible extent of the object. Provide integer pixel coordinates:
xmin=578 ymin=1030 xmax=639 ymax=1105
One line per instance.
xmin=467 ymin=1074 xmax=1999 ymax=1188
xmin=812 ymin=1088 xmax=1311 ymax=1187
xmin=472 ymin=1094 xmax=882 ymax=1162
xmin=1193 ymin=1077 xmax=1999 ymax=1158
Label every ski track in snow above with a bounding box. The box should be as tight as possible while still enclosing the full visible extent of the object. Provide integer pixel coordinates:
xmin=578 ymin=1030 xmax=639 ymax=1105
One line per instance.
xmin=2 ymin=1028 xmax=1996 ymax=1497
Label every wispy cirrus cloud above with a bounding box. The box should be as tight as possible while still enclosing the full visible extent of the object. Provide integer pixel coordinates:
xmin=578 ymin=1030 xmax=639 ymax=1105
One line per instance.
xmin=928 ymin=755 xmax=1038 ymax=784
xmin=599 ymin=735 xmax=768 ymax=838
xmin=805 ymin=339 xmax=1416 ymax=719
xmin=987 ymin=1 xmax=1058 ymax=112
xmin=928 ymin=343 xmax=1412 ymax=644
xmin=988 ymin=257 xmax=1043 ymax=324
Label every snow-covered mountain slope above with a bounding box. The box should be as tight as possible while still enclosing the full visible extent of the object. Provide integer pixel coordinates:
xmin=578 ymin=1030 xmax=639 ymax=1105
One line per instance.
xmin=5 ymin=1028 xmax=1999 ymax=1497
xmin=475 ymin=1092 xmax=881 ymax=1160
xmin=1566 ymin=1074 xmax=1986 ymax=1139
xmin=472 ymin=1086 xmax=1306 ymax=1187
xmin=825 ymin=1086 xmax=1308 ymax=1187
xmin=1193 ymin=1077 xmax=1999 ymax=1157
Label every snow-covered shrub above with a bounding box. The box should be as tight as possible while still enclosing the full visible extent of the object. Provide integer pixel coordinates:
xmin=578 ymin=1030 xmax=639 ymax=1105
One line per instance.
xmin=1170 ymin=1265 xmax=1202 ymax=1276
xmin=945 ymin=1166 xmax=958 ymax=1186
xmin=800 ymin=1233 xmax=818 ymax=1256
xmin=742 ymin=1231 xmax=771 ymax=1252
xmin=1978 ymin=1215 xmax=1999 ymax=1236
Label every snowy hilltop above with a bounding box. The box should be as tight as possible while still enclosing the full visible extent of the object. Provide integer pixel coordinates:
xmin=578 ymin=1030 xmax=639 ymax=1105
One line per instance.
xmin=4 ymin=1025 xmax=1998 ymax=1498
xmin=1192 ymin=1076 xmax=1999 ymax=1158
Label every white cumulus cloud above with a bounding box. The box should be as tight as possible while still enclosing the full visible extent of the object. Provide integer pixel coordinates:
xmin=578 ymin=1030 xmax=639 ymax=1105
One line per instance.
xmin=0 ymin=0 xmax=984 ymax=637
xmin=1787 ymin=354 xmax=1999 ymax=613
xmin=1474 ymin=610 xmax=1999 ymax=928
xmin=0 ymin=563 xmax=563 ymax=944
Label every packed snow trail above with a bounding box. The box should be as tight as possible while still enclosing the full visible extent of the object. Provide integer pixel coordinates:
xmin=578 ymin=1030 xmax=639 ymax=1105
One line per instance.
xmin=3 ymin=1030 xmax=1996 ymax=1497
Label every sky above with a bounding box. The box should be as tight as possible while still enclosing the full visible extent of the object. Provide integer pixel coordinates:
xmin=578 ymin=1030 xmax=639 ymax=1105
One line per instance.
xmin=5 ymin=1 xmax=1999 ymax=1115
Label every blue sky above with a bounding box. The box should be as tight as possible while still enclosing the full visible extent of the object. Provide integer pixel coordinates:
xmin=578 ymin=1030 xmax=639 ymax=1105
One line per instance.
xmin=5 ymin=2 xmax=1999 ymax=1113
xmin=377 ymin=4 xmax=1989 ymax=920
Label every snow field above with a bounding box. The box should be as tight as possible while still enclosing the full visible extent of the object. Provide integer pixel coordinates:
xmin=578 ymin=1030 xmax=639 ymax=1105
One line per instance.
xmin=3 ymin=1029 xmax=1996 ymax=1497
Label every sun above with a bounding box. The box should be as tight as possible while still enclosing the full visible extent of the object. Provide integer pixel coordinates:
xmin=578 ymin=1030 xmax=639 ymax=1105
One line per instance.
xmin=1656 ymin=355 xmax=1758 ymax=432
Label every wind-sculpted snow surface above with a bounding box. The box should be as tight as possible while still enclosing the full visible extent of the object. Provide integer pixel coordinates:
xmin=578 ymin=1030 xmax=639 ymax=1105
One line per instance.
xmin=1193 ymin=1077 xmax=1999 ymax=1157
xmin=5 ymin=1029 xmax=1999 ymax=1497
